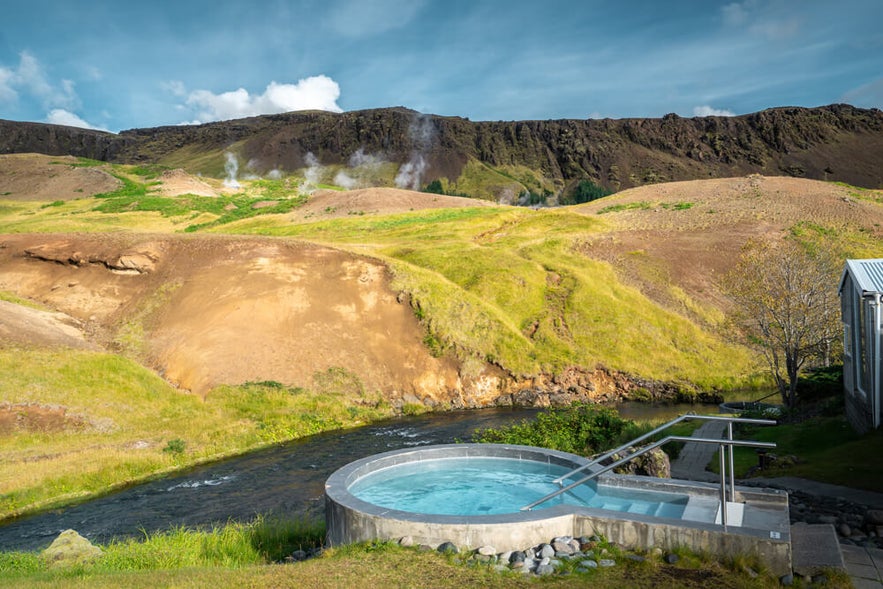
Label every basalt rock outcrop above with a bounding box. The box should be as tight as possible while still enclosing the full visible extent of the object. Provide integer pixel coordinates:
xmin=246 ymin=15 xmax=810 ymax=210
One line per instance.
xmin=2 ymin=104 xmax=881 ymax=193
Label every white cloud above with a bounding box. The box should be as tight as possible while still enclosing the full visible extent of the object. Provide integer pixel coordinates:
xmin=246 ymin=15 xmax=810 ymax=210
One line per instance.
xmin=15 ymin=51 xmax=78 ymax=109
xmin=720 ymin=0 xmax=801 ymax=41
xmin=183 ymin=75 xmax=343 ymax=123
xmin=721 ymin=1 xmax=751 ymax=27
xmin=841 ymin=78 xmax=883 ymax=109
xmin=46 ymin=108 xmax=107 ymax=131
xmin=0 ymin=51 xmax=79 ymax=110
xmin=0 ymin=67 xmax=15 ymax=102
xmin=328 ymin=0 xmax=427 ymax=37
xmin=162 ymin=80 xmax=187 ymax=97
xmin=692 ymin=105 xmax=736 ymax=117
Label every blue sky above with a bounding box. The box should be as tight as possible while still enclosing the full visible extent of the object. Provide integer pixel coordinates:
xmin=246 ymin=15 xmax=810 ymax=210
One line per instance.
xmin=1 ymin=0 xmax=880 ymax=133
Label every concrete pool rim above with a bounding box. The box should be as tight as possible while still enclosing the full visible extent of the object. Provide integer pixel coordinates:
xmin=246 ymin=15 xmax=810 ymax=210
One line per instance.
xmin=324 ymin=443 xmax=792 ymax=575
xmin=325 ymin=443 xmax=596 ymax=524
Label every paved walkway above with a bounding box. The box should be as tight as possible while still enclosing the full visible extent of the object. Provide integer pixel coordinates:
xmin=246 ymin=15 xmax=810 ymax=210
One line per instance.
xmin=842 ymin=544 xmax=883 ymax=588
xmin=669 ymin=420 xmax=727 ymax=482
xmin=671 ymin=420 xmax=883 ymax=587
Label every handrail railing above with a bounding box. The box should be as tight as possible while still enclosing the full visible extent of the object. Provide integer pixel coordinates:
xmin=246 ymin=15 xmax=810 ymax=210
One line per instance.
xmin=520 ymin=435 xmax=776 ymax=513
xmin=523 ymin=412 xmax=778 ymax=530
xmin=552 ymin=414 xmax=777 ymax=485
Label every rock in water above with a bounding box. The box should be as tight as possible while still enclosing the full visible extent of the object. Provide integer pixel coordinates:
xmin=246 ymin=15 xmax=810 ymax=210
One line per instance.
xmin=40 ymin=529 xmax=102 ymax=567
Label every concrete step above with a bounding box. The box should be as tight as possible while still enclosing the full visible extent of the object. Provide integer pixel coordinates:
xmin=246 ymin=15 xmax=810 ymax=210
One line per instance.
xmin=790 ymin=523 xmax=846 ymax=576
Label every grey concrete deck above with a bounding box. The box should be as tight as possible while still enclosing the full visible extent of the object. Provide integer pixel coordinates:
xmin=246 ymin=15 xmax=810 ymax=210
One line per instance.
xmin=671 ymin=418 xmax=878 ymax=585
xmin=790 ymin=523 xmax=845 ymax=576
xmin=842 ymin=544 xmax=883 ymax=588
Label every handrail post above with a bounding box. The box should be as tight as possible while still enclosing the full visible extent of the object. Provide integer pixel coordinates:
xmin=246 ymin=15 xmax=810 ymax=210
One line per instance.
xmin=719 ymin=443 xmax=727 ymax=531
xmin=727 ymin=422 xmax=735 ymax=502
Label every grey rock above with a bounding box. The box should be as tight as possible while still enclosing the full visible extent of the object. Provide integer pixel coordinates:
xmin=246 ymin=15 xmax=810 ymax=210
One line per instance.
xmin=398 ymin=536 xmax=414 ymax=547
xmin=539 ymin=556 xmax=551 ymax=566
xmin=552 ymin=540 xmax=573 ymax=554
xmin=437 ymin=541 xmax=459 ymax=554
xmin=779 ymin=573 xmax=794 ymax=586
xmin=536 ymin=564 xmax=555 ymax=576
xmin=599 ymin=559 xmax=616 ymax=567
xmin=579 ymin=560 xmax=599 ymax=569
xmin=291 ymin=549 xmax=307 ymax=561
xmin=476 ymin=545 xmax=497 ymax=556
xmin=626 ymin=554 xmax=646 ymax=563
xmin=539 ymin=544 xmax=555 ymax=559
xmin=837 ymin=523 xmax=851 ymax=537
xmin=493 ymin=564 xmax=509 ymax=573
xmin=509 ymin=551 xmax=526 ymax=564
xmin=498 ymin=550 xmax=512 ymax=563
xmin=664 ymin=553 xmax=679 ymax=564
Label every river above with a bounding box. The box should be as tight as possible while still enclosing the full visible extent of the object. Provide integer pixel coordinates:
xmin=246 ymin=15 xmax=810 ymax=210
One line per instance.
xmin=0 ymin=401 xmax=710 ymax=552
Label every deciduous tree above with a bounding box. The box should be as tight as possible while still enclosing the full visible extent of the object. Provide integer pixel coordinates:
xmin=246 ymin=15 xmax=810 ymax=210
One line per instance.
xmin=722 ymin=239 xmax=841 ymax=408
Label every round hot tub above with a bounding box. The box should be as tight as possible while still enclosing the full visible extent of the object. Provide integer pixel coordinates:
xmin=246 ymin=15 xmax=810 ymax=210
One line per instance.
xmin=324 ymin=443 xmax=792 ymax=575
xmin=326 ymin=443 xmax=596 ymax=551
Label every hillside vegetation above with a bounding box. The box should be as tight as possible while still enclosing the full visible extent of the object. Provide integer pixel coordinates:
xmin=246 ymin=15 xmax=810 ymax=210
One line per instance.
xmin=2 ymin=152 xmax=883 ymax=517
xmin=2 ymin=104 xmax=882 ymax=203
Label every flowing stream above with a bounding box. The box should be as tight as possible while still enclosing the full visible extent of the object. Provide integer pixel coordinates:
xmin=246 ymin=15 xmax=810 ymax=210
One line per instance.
xmin=0 ymin=402 xmax=708 ymax=552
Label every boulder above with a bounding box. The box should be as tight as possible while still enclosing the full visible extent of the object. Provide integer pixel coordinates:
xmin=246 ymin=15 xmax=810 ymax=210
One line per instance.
xmin=40 ymin=529 xmax=102 ymax=568
xmin=611 ymin=447 xmax=671 ymax=478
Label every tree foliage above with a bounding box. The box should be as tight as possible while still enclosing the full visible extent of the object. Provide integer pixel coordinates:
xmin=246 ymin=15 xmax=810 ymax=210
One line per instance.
xmin=560 ymin=180 xmax=613 ymax=205
xmin=722 ymin=239 xmax=841 ymax=408
xmin=472 ymin=403 xmax=632 ymax=456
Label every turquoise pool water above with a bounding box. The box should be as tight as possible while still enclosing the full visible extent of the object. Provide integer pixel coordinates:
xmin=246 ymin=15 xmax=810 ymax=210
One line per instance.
xmin=348 ymin=456 xmax=688 ymax=518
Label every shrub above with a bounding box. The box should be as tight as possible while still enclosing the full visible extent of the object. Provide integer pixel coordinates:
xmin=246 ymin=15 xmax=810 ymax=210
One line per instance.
xmin=163 ymin=439 xmax=186 ymax=455
xmin=561 ymin=180 xmax=612 ymax=205
xmin=473 ymin=403 xmax=631 ymax=456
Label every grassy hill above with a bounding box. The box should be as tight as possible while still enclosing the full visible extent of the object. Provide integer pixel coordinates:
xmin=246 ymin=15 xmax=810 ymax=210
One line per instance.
xmin=2 ymin=153 xmax=883 ymax=519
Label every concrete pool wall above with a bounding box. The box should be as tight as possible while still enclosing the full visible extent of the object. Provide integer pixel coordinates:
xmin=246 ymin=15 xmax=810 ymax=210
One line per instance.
xmin=325 ymin=444 xmax=792 ymax=575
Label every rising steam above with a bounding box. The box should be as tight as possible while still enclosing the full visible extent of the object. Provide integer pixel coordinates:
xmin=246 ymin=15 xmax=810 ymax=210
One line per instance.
xmin=299 ymin=152 xmax=324 ymax=193
xmin=223 ymin=152 xmax=241 ymax=189
xmin=395 ymin=114 xmax=434 ymax=190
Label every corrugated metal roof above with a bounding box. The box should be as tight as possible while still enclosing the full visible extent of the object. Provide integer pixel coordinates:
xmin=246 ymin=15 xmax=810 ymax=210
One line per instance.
xmin=842 ymin=259 xmax=883 ymax=293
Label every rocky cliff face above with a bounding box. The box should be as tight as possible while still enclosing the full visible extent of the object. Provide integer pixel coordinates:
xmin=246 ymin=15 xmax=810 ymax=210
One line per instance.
xmin=2 ymin=103 xmax=881 ymax=191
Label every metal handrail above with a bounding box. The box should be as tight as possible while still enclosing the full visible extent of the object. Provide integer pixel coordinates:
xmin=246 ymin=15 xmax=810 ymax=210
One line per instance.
xmin=521 ymin=435 xmax=776 ymax=513
xmin=552 ymin=414 xmax=777 ymax=485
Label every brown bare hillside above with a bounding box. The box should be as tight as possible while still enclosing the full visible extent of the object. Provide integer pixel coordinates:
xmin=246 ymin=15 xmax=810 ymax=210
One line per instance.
xmin=154 ymin=168 xmax=223 ymax=197
xmin=573 ymin=175 xmax=883 ymax=319
xmin=293 ymin=187 xmax=499 ymax=220
xmin=0 ymin=153 xmax=120 ymax=201
xmin=0 ymin=233 xmax=465 ymax=400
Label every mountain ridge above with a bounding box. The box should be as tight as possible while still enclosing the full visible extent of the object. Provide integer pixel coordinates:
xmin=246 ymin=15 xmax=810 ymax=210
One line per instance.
xmin=1 ymin=103 xmax=881 ymax=195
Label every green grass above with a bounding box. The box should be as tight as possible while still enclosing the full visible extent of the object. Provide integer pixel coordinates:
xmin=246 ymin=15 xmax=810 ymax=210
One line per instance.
xmin=0 ymin=291 xmax=49 ymax=310
xmin=597 ymin=201 xmax=653 ymax=214
xmin=0 ymin=519 xmax=831 ymax=589
xmin=225 ymin=207 xmax=756 ymax=387
xmin=0 ymin=164 xmax=311 ymax=233
xmin=713 ymin=413 xmax=883 ymax=491
xmin=91 ymin=174 xmax=309 ymax=232
xmin=0 ymin=349 xmax=393 ymax=520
